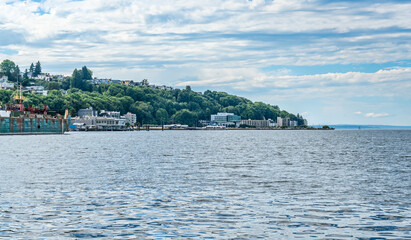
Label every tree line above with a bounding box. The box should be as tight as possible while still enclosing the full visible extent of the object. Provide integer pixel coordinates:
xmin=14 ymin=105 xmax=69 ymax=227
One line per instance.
xmin=0 ymin=60 xmax=305 ymax=126
xmin=0 ymin=59 xmax=41 ymax=83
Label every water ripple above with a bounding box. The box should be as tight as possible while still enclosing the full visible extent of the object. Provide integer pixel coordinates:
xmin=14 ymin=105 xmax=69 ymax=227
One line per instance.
xmin=0 ymin=130 xmax=410 ymax=239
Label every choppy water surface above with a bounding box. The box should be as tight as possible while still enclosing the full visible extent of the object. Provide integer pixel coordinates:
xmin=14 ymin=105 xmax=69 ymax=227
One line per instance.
xmin=1 ymin=130 xmax=410 ymax=239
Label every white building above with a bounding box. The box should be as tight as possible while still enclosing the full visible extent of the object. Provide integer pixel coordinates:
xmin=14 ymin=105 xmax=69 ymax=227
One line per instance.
xmin=164 ymin=124 xmax=188 ymax=129
xmin=240 ymin=119 xmax=275 ymax=128
xmin=124 ymin=112 xmax=137 ymax=126
xmin=24 ymin=86 xmax=46 ymax=95
xmin=290 ymin=120 xmax=298 ymax=128
xmin=100 ymin=110 xmax=120 ymax=119
xmin=203 ymin=124 xmax=226 ymax=130
xmin=0 ymin=82 xmax=14 ymax=90
xmin=276 ymin=117 xmax=283 ymax=127
xmin=0 ymin=76 xmax=13 ymax=89
xmin=91 ymin=79 xmax=111 ymax=85
xmin=276 ymin=117 xmax=290 ymax=127
xmin=71 ymin=116 xmax=126 ymax=130
xmin=210 ymin=112 xmax=241 ymax=127
xmin=34 ymin=74 xmax=52 ymax=81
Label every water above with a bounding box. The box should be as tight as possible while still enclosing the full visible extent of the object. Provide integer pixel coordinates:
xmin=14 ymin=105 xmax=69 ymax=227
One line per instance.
xmin=1 ymin=130 xmax=410 ymax=239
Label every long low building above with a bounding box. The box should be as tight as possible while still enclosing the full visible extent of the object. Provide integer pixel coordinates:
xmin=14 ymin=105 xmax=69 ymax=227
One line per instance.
xmin=71 ymin=116 xmax=126 ymax=130
xmin=240 ymin=119 xmax=275 ymax=128
xmin=71 ymin=107 xmax=137 ymax=130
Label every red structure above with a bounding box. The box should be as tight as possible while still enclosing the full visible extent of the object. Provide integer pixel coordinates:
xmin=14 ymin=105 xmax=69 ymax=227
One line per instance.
xmin=26 ymin=105 xmax=48 ymax=115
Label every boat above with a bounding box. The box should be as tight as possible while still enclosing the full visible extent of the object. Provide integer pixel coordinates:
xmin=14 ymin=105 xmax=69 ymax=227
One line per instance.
xmin=0 ymin=85 xmax=70 ymax=135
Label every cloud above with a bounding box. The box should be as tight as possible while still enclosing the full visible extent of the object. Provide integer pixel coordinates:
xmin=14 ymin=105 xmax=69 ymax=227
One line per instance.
xmin=0 ymin=0 xmax=410 ymax=69
xmin=354 ymin=111 xmax=389 ymax=118
xmin=364 ymin=112 xmax=390 ymax=118
xmin=176 ymin=67 xmax=411 ymax=93
xmin=0 ymin=0 xmax=410 ymax=125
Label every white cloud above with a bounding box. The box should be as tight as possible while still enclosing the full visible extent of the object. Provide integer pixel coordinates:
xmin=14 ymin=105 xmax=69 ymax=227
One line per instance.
xmin=0 ymin=0 xmax=410 ymax=68
xmin=354 ymin=111 xmax=389 ymax=118
xmin=364 ymin=112 xmax=390 ymax=118
xmin=176 ymin=67 xmax=411 ymax=92
xmin=0 ymin=0 xmax=410 ymax=125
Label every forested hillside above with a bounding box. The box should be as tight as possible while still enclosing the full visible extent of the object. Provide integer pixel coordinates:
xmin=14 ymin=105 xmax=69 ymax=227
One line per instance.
xmin=0 ymin=60 xmax=305 ymax=126
xmin=0 ymin=85 xmax=305 ymax=126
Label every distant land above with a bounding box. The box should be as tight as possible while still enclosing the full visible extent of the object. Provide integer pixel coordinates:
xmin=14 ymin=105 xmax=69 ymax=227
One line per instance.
xmin=0 ymin=60 xmax=307 ymax=127
xmin=313 ymin=125 xmax=411 ymax=130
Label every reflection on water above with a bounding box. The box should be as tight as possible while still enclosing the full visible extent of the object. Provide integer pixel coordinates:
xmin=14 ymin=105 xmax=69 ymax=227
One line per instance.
xmin=1 ymin=130 xmax=410 ymax=238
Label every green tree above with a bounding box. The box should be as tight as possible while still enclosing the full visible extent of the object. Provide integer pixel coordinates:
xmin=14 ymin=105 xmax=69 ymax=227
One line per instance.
xmin=118 ymin=96 xmax=134 ymax=114
xmin=130 ymin=101 xmax=154 ymax=124
xmin=0 ymin=89 xmax=13 ymax=103
xmin=34 ymin=61 xmax=41 ymax=77
xmin=29 ymin=63 xmax=34 ymax=73
xmin=0 ymin=59 xmax=17 ymax=82
xmin=81 ymin=66 xmax=92 ymax=80
xmin=22 ymin=68 xmax=30 ymax=86
xmin=48 ymin=82 xmax=60 ymax=90
xmin=23 ymin=69 xmax=29 ymax=80
xmin=45 ymin=91 xmax=66 ymax=114
xmin=15 ymin=65 xmax=20 ymax=83
xmin=61 ymin=77 xmax=71 ymax=90
xmin=70 ymin=69 xmax=83 ymax=89
xmin=172 ymin=109 xmax=197 ymax=126
xmin=140 ymin=79 xmax=149 ymax=86
xmin=106 ymin=84 xmax=124 ymax=97
xmin=177 ymin=90 xmax=191 ymax=102
xmin=125 ymin=87 xmax=144 ymax=101
xmin=156 ymin=108 xmax=169 ymax=124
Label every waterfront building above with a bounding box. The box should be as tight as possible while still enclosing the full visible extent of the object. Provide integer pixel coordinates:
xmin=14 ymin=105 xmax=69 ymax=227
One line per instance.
xmin=100 ymin=110 xmax=120 ymax=119
xmin=78 ymin=107 xmax=98 ymax=117
xmin=71 ymin=116 xmax=126 ymax=130
xmin=95 ymin=117 xmax=126 ymax=130
xmin=276 ymin=117 xmax=283 ymax=127
xmin=290 ymin=120 xmax=298 ymax=128
xmin=71 ymin=116 xmax=96 ymax=128
xmin=276 ymin=117 xmax=292 ymax=127
xmin=203 ymin=124 xmax=226 ymax=130
xmin=124 ymin=112 xmax=137 ymax=126
xmin=198 ymin=120 xmax=211 ymax=126
xmin=210 ymin=112 xmax=241 ymax=127
xmin=240 ymin=119 xmax=275 ymax=128
xmin=73 ymin=108 xmax=131 ymax=130
xmin=164 ymin=124 xmax=189 ymax=129
xmin=284 ymin=118 xmax=290 ymax=127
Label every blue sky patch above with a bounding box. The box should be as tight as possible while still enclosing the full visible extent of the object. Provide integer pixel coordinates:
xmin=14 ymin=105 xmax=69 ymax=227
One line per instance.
xmin=0 ymin=48 xmax=18 ymax=55
xmin=261 ymin=61 xmax=411 ymax=75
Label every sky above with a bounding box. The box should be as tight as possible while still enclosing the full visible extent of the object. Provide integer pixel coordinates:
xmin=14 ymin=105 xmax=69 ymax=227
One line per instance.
xmin=0 ymin=0 xmax=410 ymax=125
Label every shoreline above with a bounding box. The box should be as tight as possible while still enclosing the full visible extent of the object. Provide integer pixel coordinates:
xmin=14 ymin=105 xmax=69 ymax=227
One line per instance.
xmin=69 ymin=127 xmax=335 ymax=132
